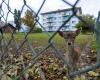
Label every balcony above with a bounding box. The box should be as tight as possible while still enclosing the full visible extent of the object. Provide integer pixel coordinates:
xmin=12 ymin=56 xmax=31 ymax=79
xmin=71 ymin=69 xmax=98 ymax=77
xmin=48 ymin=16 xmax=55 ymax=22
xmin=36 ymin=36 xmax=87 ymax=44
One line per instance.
xmin=62 ymin=16 xmax=69 ymax=21
xmin=48 ymin=26 xmax=53 ymax=31
xmin=62 ymin=20 xmax=69 ymax=23
xmin=47 ymin=17 xmax=53 ymax=19
xmin=62 ymin=13 xmax=70 ymax=17
xmin=46 ymin=19 xmax=54 ymax=23
xmin=47 ymin=21 xmax=53 ymax=23
xmin=63 ymin=25 xmax=69 ymax=28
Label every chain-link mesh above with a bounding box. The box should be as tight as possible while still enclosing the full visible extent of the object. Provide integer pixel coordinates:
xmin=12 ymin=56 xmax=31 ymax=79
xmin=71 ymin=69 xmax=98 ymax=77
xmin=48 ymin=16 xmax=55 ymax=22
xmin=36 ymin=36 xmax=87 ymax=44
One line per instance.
xmin=0 ymin=0 xmax=100 ymax=80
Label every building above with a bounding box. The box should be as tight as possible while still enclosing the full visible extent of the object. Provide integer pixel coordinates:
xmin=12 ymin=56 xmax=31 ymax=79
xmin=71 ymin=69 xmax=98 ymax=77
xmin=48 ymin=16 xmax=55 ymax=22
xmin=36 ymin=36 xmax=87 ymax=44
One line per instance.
xmin=0 ymin=21 xmax=16 ymax=33
xmin=3 ymin=23 xmax=16 ymax=33
xmin=0 ymin=21 xmax=30 ymax=33
xmin=8 ymin=21 xmax=30 ymax=32
xmin=41 ymin=7 xmax=82 ymax=31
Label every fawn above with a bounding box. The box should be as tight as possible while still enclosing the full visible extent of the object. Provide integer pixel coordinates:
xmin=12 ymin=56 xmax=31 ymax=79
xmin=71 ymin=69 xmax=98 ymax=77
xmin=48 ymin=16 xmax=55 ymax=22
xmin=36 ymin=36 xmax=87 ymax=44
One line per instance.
xmin=58 ymin=29 xmax=81 ymax=71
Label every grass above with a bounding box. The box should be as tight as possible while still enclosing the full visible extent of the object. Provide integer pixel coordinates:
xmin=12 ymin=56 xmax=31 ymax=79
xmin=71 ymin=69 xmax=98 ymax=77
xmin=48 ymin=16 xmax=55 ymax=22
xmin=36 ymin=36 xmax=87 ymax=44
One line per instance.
xmin=92 ymin=38 xmax=98 ymax=51
xmin=4 ymin=32 xmax=95 ymax=49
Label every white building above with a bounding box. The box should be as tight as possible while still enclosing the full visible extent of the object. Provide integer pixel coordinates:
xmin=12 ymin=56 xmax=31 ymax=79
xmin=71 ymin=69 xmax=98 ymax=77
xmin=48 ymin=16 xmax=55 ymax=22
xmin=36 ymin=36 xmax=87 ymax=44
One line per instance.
xmin=41 ymin=7 xmax=82 ymax=31
xmin=8 ymin=21 xmax=30 ymax=32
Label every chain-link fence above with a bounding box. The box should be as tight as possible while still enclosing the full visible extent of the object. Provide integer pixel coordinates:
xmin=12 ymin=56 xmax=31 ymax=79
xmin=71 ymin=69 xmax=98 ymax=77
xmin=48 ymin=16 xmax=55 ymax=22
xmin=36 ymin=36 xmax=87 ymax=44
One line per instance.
xmin=0 ymin=0 xmax=100 ymax=80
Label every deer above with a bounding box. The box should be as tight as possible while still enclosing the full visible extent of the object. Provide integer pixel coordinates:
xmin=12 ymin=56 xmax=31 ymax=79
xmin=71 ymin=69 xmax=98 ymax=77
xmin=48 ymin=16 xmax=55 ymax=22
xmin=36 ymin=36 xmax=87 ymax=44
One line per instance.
xmin=58 ymin=29 xmax=81 ymax=72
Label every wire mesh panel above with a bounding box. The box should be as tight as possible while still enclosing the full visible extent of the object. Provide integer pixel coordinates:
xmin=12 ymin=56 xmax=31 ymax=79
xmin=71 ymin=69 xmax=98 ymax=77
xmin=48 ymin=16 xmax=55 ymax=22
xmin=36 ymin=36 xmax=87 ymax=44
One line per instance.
xmin=0 ymin=0 xmax=100 ymax=80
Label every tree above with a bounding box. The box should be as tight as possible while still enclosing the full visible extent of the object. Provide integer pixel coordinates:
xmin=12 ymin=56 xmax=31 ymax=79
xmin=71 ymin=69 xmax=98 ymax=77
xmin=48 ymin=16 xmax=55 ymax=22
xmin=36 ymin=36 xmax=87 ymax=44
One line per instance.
xmin=14 ymin=9 xmax=21 ymax=31
xmin=76 ymin=14 xmax=95 ymax=33
xmin=22 ymin=10 xmax=34 ymax=28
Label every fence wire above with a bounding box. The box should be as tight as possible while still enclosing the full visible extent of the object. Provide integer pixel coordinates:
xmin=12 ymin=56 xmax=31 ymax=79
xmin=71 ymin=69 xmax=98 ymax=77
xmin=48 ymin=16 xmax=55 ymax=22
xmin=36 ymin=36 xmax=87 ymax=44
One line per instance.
xmin=0 ymin=0 xmax=100 ymax=80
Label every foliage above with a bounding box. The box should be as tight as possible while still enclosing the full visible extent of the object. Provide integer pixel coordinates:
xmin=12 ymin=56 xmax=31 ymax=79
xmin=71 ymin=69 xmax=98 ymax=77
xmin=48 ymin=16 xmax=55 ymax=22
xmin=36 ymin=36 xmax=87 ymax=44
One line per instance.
xmin=14 ymin=9 xmax=21 ymax=31
xmin=87 ymin=71 xmax=99 ymax=77
xmin=21 ymin=10 xmax=35 ymax=28
xmin=76 ymin=14 xmax=95 ymax=33
xmin=33 ymin=27 xmax=42 ymax=33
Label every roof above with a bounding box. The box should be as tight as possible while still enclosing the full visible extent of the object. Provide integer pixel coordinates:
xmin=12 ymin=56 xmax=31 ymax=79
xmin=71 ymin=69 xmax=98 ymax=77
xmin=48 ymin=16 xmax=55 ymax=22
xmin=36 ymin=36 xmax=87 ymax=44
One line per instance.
xmin=0 ymin=21 xmax=15 ymax=29
xmin=41 ymin=7 xmax=82 ymax=15
xmin=7 ymin=23 xmax=16 ymax=29
xmin=0 ymin=21 xmax=29 ymax=32
xmin=8 ymin=21 xmax=16 ymax=27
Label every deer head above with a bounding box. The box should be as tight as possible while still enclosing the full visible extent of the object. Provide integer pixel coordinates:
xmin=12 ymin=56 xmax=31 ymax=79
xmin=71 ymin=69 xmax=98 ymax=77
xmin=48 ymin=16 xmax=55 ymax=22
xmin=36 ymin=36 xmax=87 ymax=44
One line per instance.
xmin=58 ymin=29 xmax=81 ymax=46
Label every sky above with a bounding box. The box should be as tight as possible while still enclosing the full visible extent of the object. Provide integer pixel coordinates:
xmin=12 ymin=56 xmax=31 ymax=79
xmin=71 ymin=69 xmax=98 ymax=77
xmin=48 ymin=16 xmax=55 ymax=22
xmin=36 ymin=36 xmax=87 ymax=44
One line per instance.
xmin=0 ymin=0 xmax=100 ymax=21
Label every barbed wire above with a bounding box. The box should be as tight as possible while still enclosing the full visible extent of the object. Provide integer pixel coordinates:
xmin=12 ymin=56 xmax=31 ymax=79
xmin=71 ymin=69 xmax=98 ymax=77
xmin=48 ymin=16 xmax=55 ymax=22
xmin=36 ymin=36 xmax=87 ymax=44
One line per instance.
xmin=0 ymin=0 xmax=100 ymax=80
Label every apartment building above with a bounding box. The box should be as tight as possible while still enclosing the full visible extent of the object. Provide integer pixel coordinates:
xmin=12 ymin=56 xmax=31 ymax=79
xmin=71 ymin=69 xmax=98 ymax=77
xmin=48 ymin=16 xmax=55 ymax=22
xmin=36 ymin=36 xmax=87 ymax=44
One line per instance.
xmin=41 ymin=7 xmax=82 ymax=31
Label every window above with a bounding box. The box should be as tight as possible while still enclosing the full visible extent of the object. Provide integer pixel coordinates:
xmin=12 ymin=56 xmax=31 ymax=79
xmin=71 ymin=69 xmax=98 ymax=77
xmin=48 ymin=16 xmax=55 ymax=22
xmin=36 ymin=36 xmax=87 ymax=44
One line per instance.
xmin=43 ymin=19 xmax=46 ymax=21
xmin=48 ymin=26 xmax=52 ymax=31
xmin=64 ymin=11 xmax=66 ymax=15
xmin=62 ymin=28 xmax=64 ymax=31
xmin=58 ymin=12 xmax=60 ymax=15
xmin=72 ymin=21 xmax=76 ymax=23
xmin=99 ymin=18 xmax=100 ymax=21
xmin=54 ymin=26 xmax=56 ymax=29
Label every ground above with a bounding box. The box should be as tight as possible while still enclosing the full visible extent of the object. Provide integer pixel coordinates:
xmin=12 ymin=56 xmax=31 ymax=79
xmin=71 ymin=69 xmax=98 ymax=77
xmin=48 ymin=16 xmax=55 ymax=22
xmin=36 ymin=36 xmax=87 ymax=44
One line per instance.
xmin=0 ymin=32 xmax=99 ymax=80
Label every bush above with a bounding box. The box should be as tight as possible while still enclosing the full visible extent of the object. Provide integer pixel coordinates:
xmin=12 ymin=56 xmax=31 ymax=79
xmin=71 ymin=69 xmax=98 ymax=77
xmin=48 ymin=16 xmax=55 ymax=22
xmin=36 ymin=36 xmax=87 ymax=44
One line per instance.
xmin=75 ymin=14 xmax=95 ymax=34
xmin=34 ymin=27 xmax=42 ymax=33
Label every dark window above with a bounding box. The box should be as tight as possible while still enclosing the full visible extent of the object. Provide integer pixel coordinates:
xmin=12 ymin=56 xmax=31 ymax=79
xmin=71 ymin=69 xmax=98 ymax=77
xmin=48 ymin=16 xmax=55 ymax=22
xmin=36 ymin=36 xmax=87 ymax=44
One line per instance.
xmin=72 ymin=21 xmax=76 ymax=23
xmin=48 ymin=26 xmax=52 ymax=31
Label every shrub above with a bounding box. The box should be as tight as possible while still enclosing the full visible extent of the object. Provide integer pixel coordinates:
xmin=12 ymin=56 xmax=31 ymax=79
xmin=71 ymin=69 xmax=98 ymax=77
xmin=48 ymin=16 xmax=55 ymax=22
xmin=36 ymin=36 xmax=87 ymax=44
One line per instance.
xmin=34 ymin=27 xmax=42 ymax=33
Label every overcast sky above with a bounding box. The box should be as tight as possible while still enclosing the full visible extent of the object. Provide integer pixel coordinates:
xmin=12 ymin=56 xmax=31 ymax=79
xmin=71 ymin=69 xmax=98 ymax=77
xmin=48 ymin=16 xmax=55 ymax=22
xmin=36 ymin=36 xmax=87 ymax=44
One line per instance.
xmin=0 ymin=0 xmax=100 ymax=21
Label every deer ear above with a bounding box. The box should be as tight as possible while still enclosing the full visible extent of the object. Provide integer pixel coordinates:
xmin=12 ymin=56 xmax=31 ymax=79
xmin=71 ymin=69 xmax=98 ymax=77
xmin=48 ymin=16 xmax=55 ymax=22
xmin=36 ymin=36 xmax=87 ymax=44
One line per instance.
xmin=76 ymin=29 xmax=81 ymax=36
xmin=58 ymin=31 xmax=64 ymax=37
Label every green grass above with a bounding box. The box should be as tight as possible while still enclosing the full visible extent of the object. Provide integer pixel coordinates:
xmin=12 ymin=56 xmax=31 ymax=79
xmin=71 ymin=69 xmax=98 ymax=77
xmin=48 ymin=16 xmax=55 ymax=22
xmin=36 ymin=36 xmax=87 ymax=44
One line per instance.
xmin=92 ymin=39 xmax=98 ymax=51
xmin=4 ymin=32 xmax=95 ymax=49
